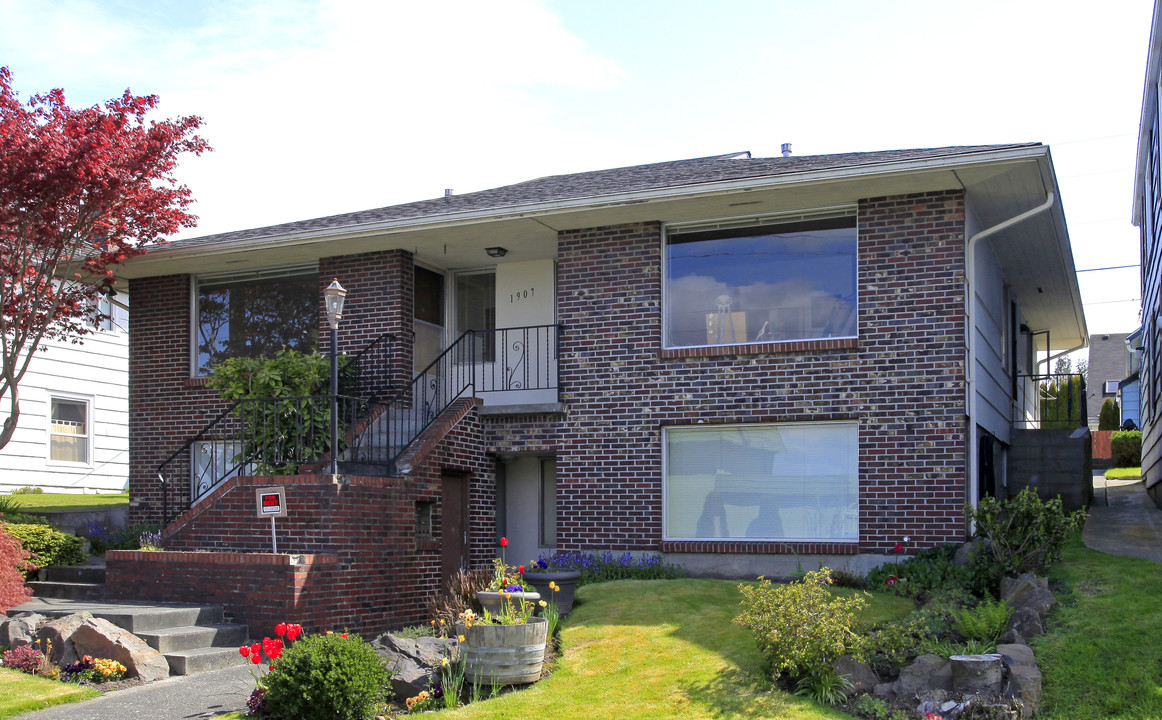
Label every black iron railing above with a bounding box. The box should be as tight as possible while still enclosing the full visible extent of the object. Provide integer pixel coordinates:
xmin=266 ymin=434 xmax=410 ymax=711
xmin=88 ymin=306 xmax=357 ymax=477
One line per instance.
xmin=157 ymin=326 xmax=558 ymax=524
xmin=1013 ymin=372 xmax=1088 ymax=429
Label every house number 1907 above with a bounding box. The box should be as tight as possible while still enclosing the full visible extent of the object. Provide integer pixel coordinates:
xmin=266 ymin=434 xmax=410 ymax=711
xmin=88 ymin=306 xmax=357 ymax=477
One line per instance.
xmin=510 ymin=288 xmax=534 ymax=303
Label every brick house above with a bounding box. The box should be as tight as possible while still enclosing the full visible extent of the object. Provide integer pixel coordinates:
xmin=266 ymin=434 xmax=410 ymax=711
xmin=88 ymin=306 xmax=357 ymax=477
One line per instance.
xmin=112 ymin=145 xmax=1086 ymax=634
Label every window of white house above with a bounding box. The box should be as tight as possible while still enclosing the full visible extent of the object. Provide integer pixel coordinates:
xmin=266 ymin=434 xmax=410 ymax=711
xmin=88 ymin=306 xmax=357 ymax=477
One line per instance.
xmin=664 ymin=421 xmax=858 ymax=542
xmin=49 ymin=397 xmax=90 ymax=464
xmin=664 ymin=214 xmax=857 ymax=348
xmin=194 ymin=267 xmax=318 ymax=375
xmin=455 ymin=270 xmax=496 ymax=362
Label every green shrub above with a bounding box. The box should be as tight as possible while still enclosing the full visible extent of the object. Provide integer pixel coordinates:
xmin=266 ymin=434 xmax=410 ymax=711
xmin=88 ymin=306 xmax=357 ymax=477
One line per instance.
xmin=83 ymin=522 xmax=161 ymax=554
xmin=1112 ymin=430 xmax=1143 ymax=467
xmin=0 ymin=495 xmax=20 ymax=517
xmin=864 ymin=604 xmax=954 ymax=673
xmin=4 ymin=523 xmax=86 ymax=569
xmin=793 ymin=667 xmax=853 ymax=706
xmin=10 ymin=487 xmax=43 ymax=495
xmin=261 ymin=632 xmax=391 ymax=720
xmin=967 ymin=488 xmax=1086 ymax=591
xmin=851 ymin=694 xmax=910 ymax=720
xmin=952 ymin=596 xmax=1012 ymax=642
xmin=1098 ymin=398 xmax=1121 ymax=431
xmin=864 ymin=544 xmax=974 ymax=600
xmin=735 ymin=568 xmax=868 ymax=682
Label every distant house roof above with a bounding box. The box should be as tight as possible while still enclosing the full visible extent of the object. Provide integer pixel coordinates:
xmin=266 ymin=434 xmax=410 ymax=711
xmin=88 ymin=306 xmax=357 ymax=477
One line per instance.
xmin=165 ymin=144 xmax=1040 ymax=251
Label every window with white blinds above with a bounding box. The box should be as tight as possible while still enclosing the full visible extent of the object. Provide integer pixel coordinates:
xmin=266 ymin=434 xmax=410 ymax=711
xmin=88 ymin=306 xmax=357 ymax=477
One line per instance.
xmin=664 ymin=422 xmax=857 ymax=541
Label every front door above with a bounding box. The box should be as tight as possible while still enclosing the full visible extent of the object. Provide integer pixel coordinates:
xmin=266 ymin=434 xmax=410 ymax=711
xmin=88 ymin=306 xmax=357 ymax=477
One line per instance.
xmin=440 ymin=472 xmax=469 ymax=589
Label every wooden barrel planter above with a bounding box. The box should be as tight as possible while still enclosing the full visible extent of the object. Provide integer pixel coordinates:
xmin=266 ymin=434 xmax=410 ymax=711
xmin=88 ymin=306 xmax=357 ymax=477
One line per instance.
xmin=524 ymin=569 xmax=582 ymax=614
xmin=460 ymin=616 xmax=548 ymax=685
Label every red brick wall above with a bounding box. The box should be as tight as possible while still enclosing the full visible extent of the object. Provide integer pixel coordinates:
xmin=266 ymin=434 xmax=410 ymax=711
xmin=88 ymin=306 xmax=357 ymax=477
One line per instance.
xmin=130 ymin=251 xmax=414 ymax=525
xmin=547 ymin=191 xmax=968 ymax=556
xmin=117 ymin=404 xmax=494 ymax=635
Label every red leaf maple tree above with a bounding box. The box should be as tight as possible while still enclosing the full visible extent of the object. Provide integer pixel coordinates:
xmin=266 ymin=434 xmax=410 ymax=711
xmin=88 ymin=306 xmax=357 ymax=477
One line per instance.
xmin=0 ymin=67 xmax=210 ymax=450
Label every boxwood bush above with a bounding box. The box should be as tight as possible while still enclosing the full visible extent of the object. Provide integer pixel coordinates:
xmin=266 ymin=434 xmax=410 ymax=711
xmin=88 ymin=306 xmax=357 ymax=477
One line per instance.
xmin=262 ymin=632 xmax=390 ymax=720
xmin=1112 ymin=430 xmax=1142 ymax=467
xmin=4 ymin=523 xmax=86 ymax=569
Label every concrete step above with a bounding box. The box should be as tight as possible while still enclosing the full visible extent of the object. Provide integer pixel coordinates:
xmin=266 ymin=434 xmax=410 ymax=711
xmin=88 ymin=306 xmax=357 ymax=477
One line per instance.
xmin=138 ymin=623 xmax=248 ymax=653
xmin=11 ymin=598 xmax=225 ymax=633
xmin=39 ymin=564 xmax=106 ymax=584
xmin=26 ymin=580 xmax=106 ymax=601
xmin=164 ymin=645 xmax=249 ymax=676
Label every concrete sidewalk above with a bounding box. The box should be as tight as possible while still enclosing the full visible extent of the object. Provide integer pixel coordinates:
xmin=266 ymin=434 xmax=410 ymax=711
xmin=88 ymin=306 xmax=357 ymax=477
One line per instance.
xmin=1083 ymin=474 xmax=1162 ymax=563
xmin=11 ymin=662 xmax=257 ymax=720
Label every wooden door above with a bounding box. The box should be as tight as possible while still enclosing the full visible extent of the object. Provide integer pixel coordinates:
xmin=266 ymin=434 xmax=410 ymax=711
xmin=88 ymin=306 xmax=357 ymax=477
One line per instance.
xmin=441 ymin=473 xmax=469 ymax=589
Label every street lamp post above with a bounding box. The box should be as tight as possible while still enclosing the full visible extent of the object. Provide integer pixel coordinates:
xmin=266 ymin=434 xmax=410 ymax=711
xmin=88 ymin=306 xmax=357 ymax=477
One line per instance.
xmin=324 ymin=279 xmax=347 ymax=476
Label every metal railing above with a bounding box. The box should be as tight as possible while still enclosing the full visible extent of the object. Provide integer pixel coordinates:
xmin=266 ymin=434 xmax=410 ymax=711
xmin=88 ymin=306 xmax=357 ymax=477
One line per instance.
xmin=1013 ymin=372 xmax=1088 ymax=429
xmin=343 ymin=324 xmax=560 ymax=475
xmin=156 ymin=325 xmax=558 ymax=524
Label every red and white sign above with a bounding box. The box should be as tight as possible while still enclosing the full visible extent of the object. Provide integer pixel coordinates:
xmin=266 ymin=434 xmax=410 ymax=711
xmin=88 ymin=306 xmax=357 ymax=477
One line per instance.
xmin=256 ymin=486 xmax=287 ymax=518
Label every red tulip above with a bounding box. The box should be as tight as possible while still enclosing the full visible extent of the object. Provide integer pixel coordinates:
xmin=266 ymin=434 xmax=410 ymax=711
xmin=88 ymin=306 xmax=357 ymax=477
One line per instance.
xmin=519 ymin=565 xmax=525 ymax=573
xmin=239 ymin=646 xmax=250 ymax=657
xmin=341 ymin=633 xmax=348 ymax=639
xmin=275 ymin=622 xmax=287 ymax=637
xmin=286 ymin=624 xmax=302 ymax=641
xmin=251 ymin=654 xmax=261 ymax=665
xmin=250 ymin=643 xmax=261 ymax=657
xmin=500 ymin=537 xmax=508 ymax=547
xmin=894 ymin=543 xmax=903 ymax=553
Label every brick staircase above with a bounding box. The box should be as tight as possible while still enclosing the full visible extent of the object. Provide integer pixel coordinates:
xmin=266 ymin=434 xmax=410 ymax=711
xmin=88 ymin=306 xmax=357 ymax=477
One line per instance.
xmin=15 ymin=559 xmax=249 ymax=675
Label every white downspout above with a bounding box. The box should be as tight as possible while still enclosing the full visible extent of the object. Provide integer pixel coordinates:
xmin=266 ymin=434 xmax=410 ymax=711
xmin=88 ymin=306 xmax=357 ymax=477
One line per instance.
xmin=964 ymin=192 xmax=1055 ymax=508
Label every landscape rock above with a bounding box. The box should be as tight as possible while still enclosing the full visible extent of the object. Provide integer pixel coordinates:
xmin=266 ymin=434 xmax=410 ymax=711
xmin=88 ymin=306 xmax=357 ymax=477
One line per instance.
xmin=35 ymin=611 xmax=93 ymax=665
xmin=1007 ymin=606 xmax=1044 ymax=638
xmin=873 ymin=681 xmax=896 ymax=699
xmin=895 ymin=654 xmax=953 ymax=699
xmin=997 ymin=627 xmax=1025 ymax=646
xmin=70 ymin=617 xmax=169 ymax=682
xmin=950 ymin=653 xmax=1003 ymax=694
xmin=372 ymin=634 xmax=457 ymax=700
xmin=997 ymin=643 xmax=1041 ymax=718
xmin=954 ymin=538 xmax=984 ymax=566
xmin=2 ymin=611 xmax=45 ymax=649
xmin=1001 ymin=573 xmax=1057 ymax=618
xmin=834 ymin=655 xmax=880 ymax=693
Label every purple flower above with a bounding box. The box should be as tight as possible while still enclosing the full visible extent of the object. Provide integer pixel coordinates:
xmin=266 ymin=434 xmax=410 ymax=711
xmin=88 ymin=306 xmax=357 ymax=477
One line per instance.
xmin=505 ymin=585 xmax=523 ymax=592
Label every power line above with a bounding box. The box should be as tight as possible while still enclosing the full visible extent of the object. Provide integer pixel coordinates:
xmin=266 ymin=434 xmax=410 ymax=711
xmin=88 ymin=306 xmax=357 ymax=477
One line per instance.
xmin=1077 ymin=264 xmax=1140 ymax=272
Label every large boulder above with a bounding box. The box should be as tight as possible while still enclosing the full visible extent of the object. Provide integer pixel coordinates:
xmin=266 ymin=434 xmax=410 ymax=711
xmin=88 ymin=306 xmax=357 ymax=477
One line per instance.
xmin=1002 ymin=573 xmax=1057 ymax=616
xmin=372 ymin=634 xmax=457 ymax=700
xmin=894 ymin=654 xmax=953 ymax=700
xmin=834 ymin=655 xmax=879 ymax=694
xmin=35 ymin=611 xmax=93 ymax=666
xmin=998 ymin=643 xmax=1041 ymax=719
xmin=2 ymin=611 xmax=45 ymax=649
xmin=70 ymin=617 xmax=169 ymax=682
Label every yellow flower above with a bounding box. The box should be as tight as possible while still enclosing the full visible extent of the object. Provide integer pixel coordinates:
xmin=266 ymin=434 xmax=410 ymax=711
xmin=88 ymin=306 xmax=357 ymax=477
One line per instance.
xmin=441 ymin=657 xmax=449 ymax=667
xmin=326 ymin=630 xmax=333 ymax=635
xmin=419 ymin=691 xmax=429 ymax=700
xmin=439 ymin=618 xmax=446 ymax=625
xmin=549 ymin=581 xmax=558 ymax=591
xmin=458 ymin=634 xmax=466 ymax=642
xmin=539 ymin=600 xmax=547 ymax=607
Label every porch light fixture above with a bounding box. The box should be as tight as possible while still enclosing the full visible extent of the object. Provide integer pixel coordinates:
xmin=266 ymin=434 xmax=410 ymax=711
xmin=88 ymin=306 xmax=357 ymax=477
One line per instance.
xmin=324 ymin=278 xmax=347 ymax=475
xmin=485 ymin=246 xmax=508 ymax=258
xmin=325 ymin=279 xmax=347 ymax=330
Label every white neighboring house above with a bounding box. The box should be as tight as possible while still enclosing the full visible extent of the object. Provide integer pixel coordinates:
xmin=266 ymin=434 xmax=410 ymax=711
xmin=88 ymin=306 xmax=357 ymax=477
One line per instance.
xmin=0 ymin=295 xmax=129 ymax=494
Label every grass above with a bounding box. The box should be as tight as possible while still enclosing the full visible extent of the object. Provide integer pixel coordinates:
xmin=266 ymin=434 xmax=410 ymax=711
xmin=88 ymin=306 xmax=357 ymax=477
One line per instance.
xmin=0 ymin=669 xmax=99 ymax=719
xmin=1034 ymin=536 xmax=1162 ymax=719
xmin=1104 ymin=467 xmax=1142 ymax=480
xmin=4 ymin=491 xmax=128 ymax=512
xmin=214 ymin=579 xmax=911 ymax=720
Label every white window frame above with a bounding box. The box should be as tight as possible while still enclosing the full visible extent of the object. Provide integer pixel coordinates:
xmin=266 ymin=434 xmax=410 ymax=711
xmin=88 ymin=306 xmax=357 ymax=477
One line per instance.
xmin=662 ymin=420 xmax=859 ymax=543
xmin=47 ymin=394 xmax=93 ymax=466
xmin=662 ymin=207 xmax=859 ymax=350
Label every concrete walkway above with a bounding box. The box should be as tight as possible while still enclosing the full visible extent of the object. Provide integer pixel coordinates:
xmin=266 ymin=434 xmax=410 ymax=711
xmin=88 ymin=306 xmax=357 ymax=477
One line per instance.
xmin=1083 ymin=473 xmax=1162 ymax=563
xmin=11 ymin=663 xmax=257 ymax=720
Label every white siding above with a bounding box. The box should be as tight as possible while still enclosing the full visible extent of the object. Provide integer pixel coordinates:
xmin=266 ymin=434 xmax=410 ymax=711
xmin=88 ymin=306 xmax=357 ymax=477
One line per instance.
xmin=974 ymin=228 xmax=1013 ymax=445
xmin=0 ymin=323 xmax=128 ymax=494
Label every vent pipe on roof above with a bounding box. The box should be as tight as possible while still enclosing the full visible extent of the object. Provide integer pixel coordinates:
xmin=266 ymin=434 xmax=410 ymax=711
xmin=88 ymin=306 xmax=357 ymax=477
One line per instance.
xmin=781 ymin=143 xmax=792 ymax=157
xmin=444 ymin=189 xmax=453 ymax=197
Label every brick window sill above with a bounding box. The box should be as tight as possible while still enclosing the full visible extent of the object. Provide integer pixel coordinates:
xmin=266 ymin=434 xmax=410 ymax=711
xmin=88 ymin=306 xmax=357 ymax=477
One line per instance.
xmin=660 ymin=540 xmax=859 ymax=555
xmin=660 ymin=337 xmax=857 ymax=360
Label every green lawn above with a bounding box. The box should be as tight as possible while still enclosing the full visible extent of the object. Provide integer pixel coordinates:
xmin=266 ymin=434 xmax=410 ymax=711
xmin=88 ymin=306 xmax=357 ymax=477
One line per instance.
xmin=0 ymin=669 xmax=98 ymax=719
xmin=214 ymin=579 xmax=910 ymax=720
xmin=1104 ymin=467 xmax=1142 ymax=480
xmin=1035 ymin=537 xmax=1162 ymax=719
xmin=5 ymin=491 xmax=128 ymax=513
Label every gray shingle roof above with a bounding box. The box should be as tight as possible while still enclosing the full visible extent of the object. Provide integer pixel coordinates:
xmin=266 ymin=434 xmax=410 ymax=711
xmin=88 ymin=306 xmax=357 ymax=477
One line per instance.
xmin=171 ymin=144 xmax=1040 ymax=249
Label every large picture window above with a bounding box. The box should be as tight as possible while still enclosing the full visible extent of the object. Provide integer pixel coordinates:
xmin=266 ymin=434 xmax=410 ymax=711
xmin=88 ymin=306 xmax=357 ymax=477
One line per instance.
xmin=195 ymin=268 xmax=318 ymax=375
xmin=664 ymin=422 xmax=858 ymax=542
xmin=664 ymin=214 xmax=857 ymax=348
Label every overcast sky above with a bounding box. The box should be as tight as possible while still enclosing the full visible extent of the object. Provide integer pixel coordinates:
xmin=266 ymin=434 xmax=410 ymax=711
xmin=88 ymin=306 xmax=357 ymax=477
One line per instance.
xmin=1 ymin=0 xmax=1153 ymax=337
